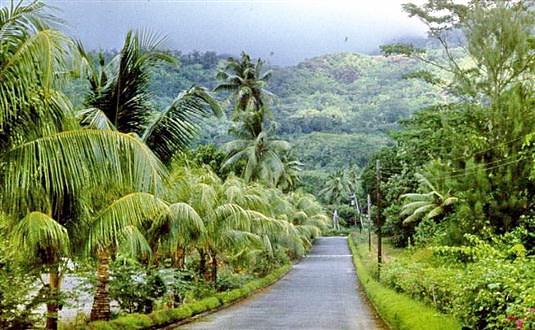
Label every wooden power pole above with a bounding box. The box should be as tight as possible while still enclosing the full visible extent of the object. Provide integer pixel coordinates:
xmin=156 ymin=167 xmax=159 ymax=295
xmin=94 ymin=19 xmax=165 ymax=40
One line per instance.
xmin=376 ymin=160 xmax=382 ymax=280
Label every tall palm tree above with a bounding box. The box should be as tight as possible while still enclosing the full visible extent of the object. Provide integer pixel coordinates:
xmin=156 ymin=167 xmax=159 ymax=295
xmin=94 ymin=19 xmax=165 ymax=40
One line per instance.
xmin=173 ymin=167 xmax=290 ymax=284
xmin=0 ymin=2 xmax=167 ymax=329
xmin=275 ymin=153 xmax=304 ymax=192
xmin=214 ymin=52 xmax=273 ymax=137
xmin=86 ymin=192 xmax=169 ymax=321
xmin=222 ymin=131 xmax=290 ymax=186
xmin=319 ymin=170 xmax=352 ymax=205
xmin=214 ymin=52 xmax=273 ymax=114
xmin=78 ymin=31 xmax=223 ymax=162
xmin=400 ymin=173 xmax=458 ymax=225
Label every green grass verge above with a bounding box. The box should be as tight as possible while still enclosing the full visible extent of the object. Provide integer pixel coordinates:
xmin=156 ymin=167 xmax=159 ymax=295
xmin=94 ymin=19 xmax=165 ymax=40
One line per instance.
xmin=348 ymin=234 xmax=461 ymax=330
xmin=85 ymin=264 xmax=292 ymax=330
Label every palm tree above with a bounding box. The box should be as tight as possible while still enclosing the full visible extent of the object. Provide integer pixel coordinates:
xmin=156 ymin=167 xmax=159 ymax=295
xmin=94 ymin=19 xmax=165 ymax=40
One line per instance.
xmin=214 ymin=52 xmax=273 ymax=136
xmin=400 ymin=173 xmax=458 ymax=225
xmin=214 ymin=52 xmax=273 ymax=114
xmin=0 ymin=3 xmax=167 ymax=328
xmin=319 ymin=170 xmax=352 ymax=205
xmin=275 ymin=153 xmax=304 ymax=192
xmin=86 ymin=192 xmax=169 ymax=321
xmin=172 ymin=167 xmax=291 ymax=284
xmin=78 ymin=31 xmax=223 ymax=162
xmin=222 ymin=131 xmax=290 ymax=186
xmin=287 ymin=192 xmax=328 ymax=247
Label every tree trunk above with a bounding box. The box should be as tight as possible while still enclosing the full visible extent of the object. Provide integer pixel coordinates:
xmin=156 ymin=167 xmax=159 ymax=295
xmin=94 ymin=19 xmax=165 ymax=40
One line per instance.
xmin=210 ymin=254 xmax=218 ymax=286
xmin=199 ymin=249 xmax=207 ymax=278
xmin=46 ymin=271 xmax=61 ymax=330
xmin=173 ymin=248 xmax=185 ymax=269
xmin=90 ymin=248 xmax=111 ymax=321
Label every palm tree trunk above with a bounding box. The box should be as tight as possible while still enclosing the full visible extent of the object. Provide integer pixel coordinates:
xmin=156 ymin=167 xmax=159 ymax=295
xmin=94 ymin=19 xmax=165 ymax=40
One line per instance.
xmin=210 ymin=254 xmax=218 ymax=286
xmin=90 ymin=248 xmax=111 ymax=321
xmin=173 ymin=248 xmax=185 ymax=269
xmin=199 ymin=249 xmax=207 ymax=278
xmin=46 ymin=271 xmax=61 ymax=330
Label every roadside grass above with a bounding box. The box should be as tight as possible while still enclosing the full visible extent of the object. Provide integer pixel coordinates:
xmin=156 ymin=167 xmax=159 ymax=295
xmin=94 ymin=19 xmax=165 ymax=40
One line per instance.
xmin=348 ymin=233 xmax=461 ymax=330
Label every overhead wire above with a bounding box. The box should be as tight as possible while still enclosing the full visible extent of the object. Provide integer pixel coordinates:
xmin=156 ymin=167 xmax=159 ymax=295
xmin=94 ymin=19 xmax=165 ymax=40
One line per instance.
xmin=378 ymin=155 xmax=527 ymax=181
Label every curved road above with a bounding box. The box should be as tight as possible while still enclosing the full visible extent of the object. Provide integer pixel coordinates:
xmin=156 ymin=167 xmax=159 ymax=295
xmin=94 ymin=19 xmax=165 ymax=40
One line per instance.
xmin=178 ymin=237 xmax=385 ymax=330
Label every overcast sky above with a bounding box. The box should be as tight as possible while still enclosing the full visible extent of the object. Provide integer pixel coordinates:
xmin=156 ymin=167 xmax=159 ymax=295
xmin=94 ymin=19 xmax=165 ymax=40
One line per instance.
xmin=34 ymin=0 xmax=427 ymax=65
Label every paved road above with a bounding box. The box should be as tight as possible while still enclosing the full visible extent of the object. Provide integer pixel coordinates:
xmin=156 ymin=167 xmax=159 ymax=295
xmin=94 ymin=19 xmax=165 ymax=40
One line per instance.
xmin=179 ymin=237 xmax=385 ymax=330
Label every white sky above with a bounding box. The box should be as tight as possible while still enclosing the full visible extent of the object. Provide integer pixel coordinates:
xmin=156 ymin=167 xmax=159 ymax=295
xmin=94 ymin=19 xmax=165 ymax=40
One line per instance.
xmin=13 ymin=0 xmax=429 ymax=65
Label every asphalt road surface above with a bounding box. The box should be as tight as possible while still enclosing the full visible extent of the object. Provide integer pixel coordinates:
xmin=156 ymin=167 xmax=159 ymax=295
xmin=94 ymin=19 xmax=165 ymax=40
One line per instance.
xmin=178 ymin=237 xmax=385 ymax=330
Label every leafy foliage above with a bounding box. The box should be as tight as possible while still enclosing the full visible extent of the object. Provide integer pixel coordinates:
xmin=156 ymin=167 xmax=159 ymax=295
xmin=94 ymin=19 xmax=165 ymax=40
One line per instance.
xmin=79 ymin=31 xmax=222 ymax=163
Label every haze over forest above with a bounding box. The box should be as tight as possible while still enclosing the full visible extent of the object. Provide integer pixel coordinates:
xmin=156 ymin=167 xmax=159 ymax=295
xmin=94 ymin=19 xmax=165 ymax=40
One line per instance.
xmin=44 ymin=0 xmax=428 ymax=65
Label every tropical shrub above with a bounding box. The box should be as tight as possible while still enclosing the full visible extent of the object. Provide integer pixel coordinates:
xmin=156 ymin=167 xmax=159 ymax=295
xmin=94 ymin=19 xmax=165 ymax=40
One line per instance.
xmin=381 ymin=232 xmax=535 ymax=329
xmin=109 ymin=260 xmax=167 ymax=314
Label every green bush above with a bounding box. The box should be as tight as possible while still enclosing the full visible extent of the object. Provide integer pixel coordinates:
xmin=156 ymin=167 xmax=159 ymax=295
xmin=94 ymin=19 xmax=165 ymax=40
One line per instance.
xmin=379 ymin=233 xmax=535 ymax=329
xmin=168 ymin=305 xmax=193 ymax=320
xmin=215 ymin=288 xmax=244 ymax=304
xmin=87 ymin=320 xmax=116 ymax=330
xmin=109 ymin=259 xmax=167 ymax=314
xmin=216 ymin=270 xmax=255 ymax=291
xmin=188 ymin=301 xmax=205 ymax=315
xmin=109 ymin=314 xmax=152 ymax=329
xmin=188 ymin=297 xmax=221 ymax=315
xmin=148 ymin=309 xmax=173 ymax=326
xmin=200 ymin=297 xmax=221 ymax=310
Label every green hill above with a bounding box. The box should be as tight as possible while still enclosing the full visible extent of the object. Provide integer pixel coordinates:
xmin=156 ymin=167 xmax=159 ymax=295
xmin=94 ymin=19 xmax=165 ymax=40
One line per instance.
xmin=147 ymin=52 xmax=441 ymax=187
xmin=69 ymin=50 xmax=442 ymax=191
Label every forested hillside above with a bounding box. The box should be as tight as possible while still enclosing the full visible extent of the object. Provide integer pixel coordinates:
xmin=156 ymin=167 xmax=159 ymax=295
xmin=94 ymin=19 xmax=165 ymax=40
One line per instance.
xmin=143 ymin=50 xmax=444 ymax=192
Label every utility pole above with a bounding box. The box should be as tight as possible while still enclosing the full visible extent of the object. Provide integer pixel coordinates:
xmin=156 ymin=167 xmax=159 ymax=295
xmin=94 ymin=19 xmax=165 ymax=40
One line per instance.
xmin=352 ymin=193 xmax=363 ymax=233
xmin=367 ymin=194 xmax=372 ymax=252
xmin=355 ymin=197 xmax=363 ymax=233
xmin=376 ymin=160 xmax=382 ymax=280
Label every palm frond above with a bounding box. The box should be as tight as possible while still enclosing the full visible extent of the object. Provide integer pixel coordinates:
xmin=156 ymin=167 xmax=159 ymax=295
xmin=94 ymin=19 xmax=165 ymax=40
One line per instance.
xmin=117 ymin=225 xmax=152 ymax=259
xmin=402 ymin=204 xmax=434 ymax=224
xmin=143 ymin=87 xmax=222 ymax=162
xmin=78 ymin=108 xmax=116 ymax=130
xmin=426 ymin=206 xmax=444 ymax=219
xmin=4 ymin=130 xmax=168 ymax=212
xmin=13 ymin=211 xmax=70 ymax=264
xmin=87 ymin=192 xmax=168 ymax=251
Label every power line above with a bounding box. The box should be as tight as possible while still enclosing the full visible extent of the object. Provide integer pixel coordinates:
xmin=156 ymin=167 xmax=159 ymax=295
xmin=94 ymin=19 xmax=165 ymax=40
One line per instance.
xmin=378 ymin=156 xmax=526 ymax=181
xmin=436 ymin=157 xmax=526 ymax=180
xmin=366 ymin=133 xmax=532 ymax=172
xmin=446 ymin=135 xmax=527 ymax=163
xmin=378 ymin=153 xmax=528 ymax=176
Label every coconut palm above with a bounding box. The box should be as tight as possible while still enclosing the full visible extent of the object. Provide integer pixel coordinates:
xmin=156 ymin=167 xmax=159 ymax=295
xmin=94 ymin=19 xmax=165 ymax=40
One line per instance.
xmin=214 ymin=52 xmax=273 ymax=113
xmin=86 ymin=192 xmax=169 ymax=321
xmin=0 ymin=3 xmax=167 ymax=328
xmin=400 ymin=173 xmax=458 ymax=225
xmin=222 ymin=131 xmax=290 ymax=186
xmin=173 ymin=167 xmax=288 ymax=284
xmin=287 ymin=192 xmax=328 ymax=246
xmin=78 ymin=31 xmax=223 ymax=162
xmin=319 ymin=170 xmax=352 ymax=205
xmin=275 ymin=153 xmax=304 ymax=192
xmin=0 ymin=1 xmax=69 ymax=142
xmin=147 ymin=200 xmax=205 ymax=270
